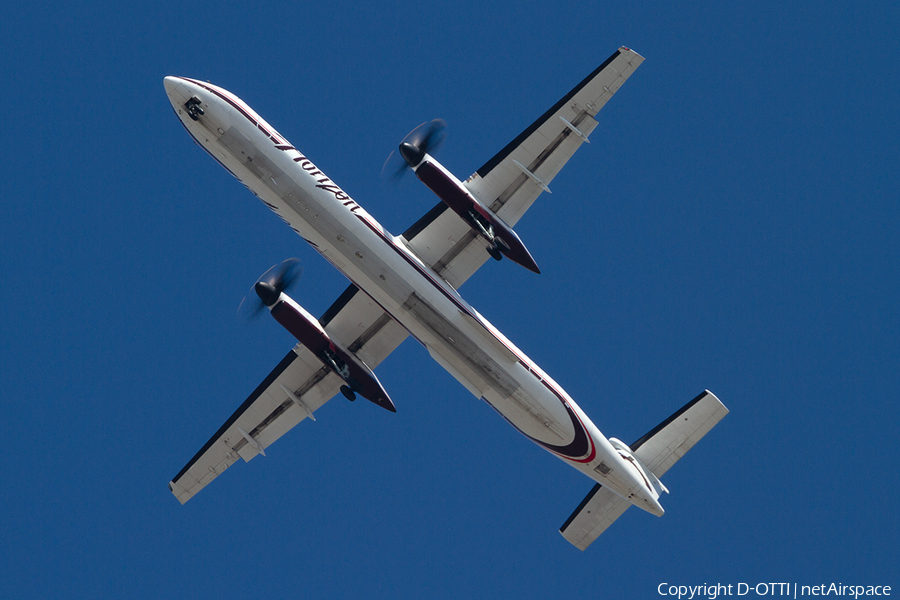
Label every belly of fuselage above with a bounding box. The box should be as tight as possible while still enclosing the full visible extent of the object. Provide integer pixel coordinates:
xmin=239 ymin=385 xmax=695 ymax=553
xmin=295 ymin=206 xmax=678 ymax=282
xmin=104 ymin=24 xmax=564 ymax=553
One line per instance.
xmin=173 ymin=78 xmax=620 ymax=472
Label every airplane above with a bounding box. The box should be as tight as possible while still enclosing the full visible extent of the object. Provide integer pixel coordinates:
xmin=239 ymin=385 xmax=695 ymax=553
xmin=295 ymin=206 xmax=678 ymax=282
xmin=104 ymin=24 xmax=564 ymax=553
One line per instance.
xmin=164 ymin=47 xmax=729 ymax=550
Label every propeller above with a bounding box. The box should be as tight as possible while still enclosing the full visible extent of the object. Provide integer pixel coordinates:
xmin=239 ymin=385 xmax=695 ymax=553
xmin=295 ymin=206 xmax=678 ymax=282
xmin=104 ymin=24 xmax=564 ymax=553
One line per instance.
xmin=238 ymin=258 xmax=303 ymax=320
xmin=381 ymin=119 xmax=447 ymax=181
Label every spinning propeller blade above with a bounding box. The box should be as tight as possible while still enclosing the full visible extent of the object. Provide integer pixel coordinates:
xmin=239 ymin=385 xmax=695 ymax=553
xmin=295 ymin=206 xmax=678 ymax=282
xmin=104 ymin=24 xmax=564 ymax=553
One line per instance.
xmin=238 ymin=258 xmax=303 ymax=320
xmin=381 ymin=119 xmax=447 ymax=181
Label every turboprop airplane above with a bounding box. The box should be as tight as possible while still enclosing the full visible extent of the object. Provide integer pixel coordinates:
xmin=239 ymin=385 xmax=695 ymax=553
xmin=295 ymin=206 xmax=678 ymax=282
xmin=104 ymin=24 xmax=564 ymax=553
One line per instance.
xmin=165 ymin=47 xmax=729 ymax=550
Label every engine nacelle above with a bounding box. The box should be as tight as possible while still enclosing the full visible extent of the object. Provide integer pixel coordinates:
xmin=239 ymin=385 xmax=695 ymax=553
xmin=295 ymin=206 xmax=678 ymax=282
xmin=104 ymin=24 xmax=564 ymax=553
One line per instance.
xmin=410 ymin=154 xmax=541 ymax=273
xmin=265 ymin=290 xmax=396 ymax=412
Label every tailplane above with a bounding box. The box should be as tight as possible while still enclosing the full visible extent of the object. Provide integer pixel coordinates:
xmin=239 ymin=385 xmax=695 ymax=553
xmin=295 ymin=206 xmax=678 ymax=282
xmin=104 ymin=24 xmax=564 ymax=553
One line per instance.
xmin=560 ymin=390 xmax=728 ymax=550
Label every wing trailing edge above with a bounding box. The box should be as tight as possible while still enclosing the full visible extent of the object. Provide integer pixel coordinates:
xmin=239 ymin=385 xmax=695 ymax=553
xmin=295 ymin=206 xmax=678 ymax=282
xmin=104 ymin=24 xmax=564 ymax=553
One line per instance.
xmin=168 ymin=287 xmax=409 ymax=505
xmin=401 ymin=47 xmax=644 ymax=290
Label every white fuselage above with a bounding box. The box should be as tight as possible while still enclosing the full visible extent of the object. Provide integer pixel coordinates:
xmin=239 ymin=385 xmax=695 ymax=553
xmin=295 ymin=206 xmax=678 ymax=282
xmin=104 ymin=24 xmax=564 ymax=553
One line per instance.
xmin=164 ymin=76 xmax=663 ymax=516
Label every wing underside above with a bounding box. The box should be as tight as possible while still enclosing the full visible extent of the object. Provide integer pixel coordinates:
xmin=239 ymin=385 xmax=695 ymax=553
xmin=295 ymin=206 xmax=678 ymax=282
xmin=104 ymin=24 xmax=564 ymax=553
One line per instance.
xmin=168 ymin=287 xmax=407 ymax=504
xmin=170 ymin=48 xmax=644 ymax=503
xmin=403 ymin=47 xmax=644 ymax=288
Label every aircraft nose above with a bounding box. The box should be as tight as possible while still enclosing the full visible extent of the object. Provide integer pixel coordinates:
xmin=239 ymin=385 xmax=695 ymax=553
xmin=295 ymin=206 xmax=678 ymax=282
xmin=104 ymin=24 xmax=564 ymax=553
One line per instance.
xmin=163 ymin=76 xmax=192 ymax=111
xmin=163 ymin=76 xmax=181 ymax=97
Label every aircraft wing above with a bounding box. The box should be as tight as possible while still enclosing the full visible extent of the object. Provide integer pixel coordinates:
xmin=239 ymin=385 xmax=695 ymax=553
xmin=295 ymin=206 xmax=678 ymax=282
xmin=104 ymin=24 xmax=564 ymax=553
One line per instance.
xmin=403 ymin=47 xmax=644 ymax=288
xmin=168 ymin=286 xmax=408 ymax=504
xmin=170 ymin=48 xmax=643 ymax=503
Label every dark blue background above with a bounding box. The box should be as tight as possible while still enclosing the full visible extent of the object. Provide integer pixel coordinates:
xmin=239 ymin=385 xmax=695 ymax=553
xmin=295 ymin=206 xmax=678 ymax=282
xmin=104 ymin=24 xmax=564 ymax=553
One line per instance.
xmin=1 ymin=2 xmax=896 ymax=598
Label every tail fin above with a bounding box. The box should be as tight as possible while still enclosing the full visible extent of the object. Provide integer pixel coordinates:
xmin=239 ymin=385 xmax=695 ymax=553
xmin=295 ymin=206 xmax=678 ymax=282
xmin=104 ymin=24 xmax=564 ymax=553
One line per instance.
xmin=559 ymin=390 xmax=728 ymax=550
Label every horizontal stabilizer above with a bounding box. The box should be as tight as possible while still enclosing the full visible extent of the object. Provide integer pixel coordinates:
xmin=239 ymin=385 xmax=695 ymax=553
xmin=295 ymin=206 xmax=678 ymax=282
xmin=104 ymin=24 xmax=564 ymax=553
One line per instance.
xmin=559 ymin=390 xmax=728 ymax=550
xmin=559 ymin=484 xmax=631 ymax=550
xmin=631 ymin=390 xmax=729 ymax=478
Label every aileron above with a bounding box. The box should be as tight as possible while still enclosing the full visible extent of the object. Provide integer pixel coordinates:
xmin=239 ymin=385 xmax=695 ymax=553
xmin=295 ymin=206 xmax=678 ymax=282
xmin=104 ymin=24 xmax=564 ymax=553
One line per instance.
xmin=169 ymin=279 xmax=408 ymax=504
xmin=168 ymin=347 xmax=317 ymax=504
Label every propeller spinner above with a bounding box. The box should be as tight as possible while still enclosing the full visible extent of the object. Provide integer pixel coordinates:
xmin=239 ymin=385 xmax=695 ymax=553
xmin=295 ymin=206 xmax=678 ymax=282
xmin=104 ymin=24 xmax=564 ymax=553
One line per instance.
xmin=239 ymin=258 xmax=303 ymax=319
xmin=382 ymin=119 xmax=447 ymax=179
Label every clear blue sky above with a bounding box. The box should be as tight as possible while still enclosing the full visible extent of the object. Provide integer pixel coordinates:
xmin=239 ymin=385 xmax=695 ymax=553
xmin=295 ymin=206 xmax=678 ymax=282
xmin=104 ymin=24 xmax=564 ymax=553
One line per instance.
xmin=1 ymin=2 xmax=897 ymax=598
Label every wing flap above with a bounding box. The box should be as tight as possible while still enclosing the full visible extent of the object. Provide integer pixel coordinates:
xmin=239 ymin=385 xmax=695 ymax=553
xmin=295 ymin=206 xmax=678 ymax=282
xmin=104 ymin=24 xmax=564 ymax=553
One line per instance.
xmin=169 ymin=285 xmax=408 ymax=505
xmin=168 ymin=346 xmax=328 ymax=504
xmin=321 ymin=285 xmax=409 ymax=366
xmin=491 ymin=130 xmax=588 ymax=227
xmin=242 ymin=350 xmax=338 ymax=454
xmin=402 ymin=205 xmax=487 ymax=290
xmin=403 ymin=48 xmax=643 ymax=287
xmin=466 ymin=48 xmax=644 ymax=218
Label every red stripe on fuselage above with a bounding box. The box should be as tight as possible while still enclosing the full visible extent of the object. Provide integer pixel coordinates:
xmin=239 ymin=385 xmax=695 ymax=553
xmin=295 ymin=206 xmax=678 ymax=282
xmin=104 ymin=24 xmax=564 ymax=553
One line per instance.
xmin=352 ymin=212 xmax=597 ymax=463
xmin=182 ymin=76 xmax=598 ymax=463
xmin=177 ymin=77 xmax=287 ymax=146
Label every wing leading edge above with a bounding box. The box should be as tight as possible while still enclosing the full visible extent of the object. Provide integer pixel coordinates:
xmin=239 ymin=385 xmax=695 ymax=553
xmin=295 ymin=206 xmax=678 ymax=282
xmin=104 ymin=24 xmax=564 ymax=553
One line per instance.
xmin=168 ymin=287 xmax=407 ymax=504
xmin=403 ymin=47 xmax=644 ymax=289
xmin=169 ymin=48 xmax=644 ymax=504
